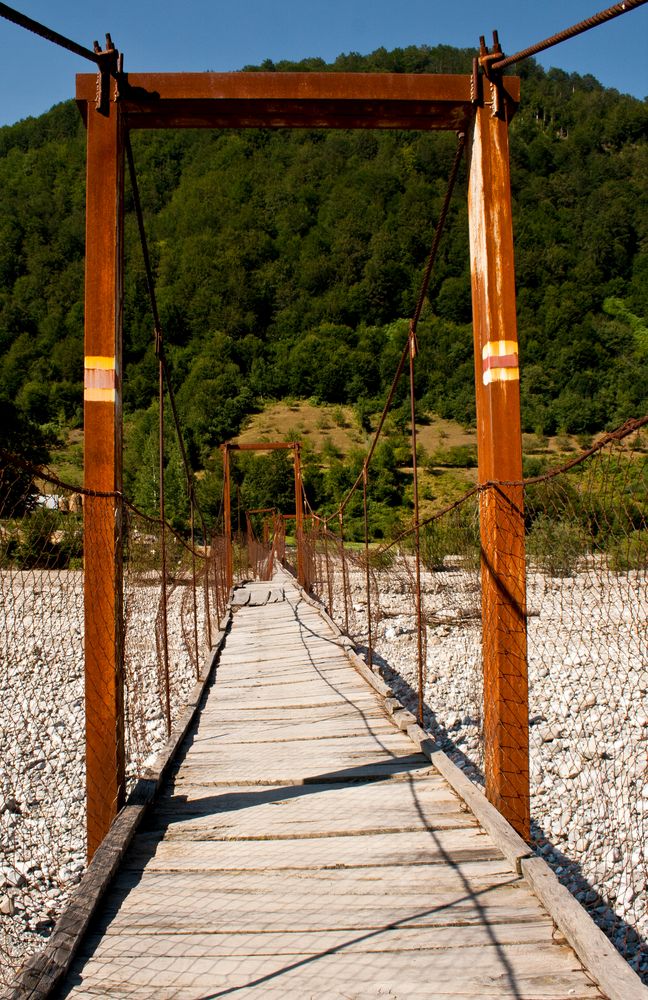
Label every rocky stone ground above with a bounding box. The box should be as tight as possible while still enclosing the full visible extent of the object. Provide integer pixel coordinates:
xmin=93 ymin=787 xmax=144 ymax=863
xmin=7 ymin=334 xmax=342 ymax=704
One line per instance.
xmin=329 ymin=554 xmax=648 ymax=979
xmin=0 ymin=568 xmax=204 ymax=991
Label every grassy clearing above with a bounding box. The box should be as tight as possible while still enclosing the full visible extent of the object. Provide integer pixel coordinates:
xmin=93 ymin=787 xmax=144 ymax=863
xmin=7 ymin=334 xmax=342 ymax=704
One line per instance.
xmin=44 ymin=429 xmax=84 ymax=488
xmin=45 ymin=403 xmax=645 ymax=526
xmin=235 ymin=400 xmax=365 ymax=452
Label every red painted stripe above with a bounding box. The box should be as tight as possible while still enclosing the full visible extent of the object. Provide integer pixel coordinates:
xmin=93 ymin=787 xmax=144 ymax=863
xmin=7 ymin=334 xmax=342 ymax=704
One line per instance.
xmin=482 ymin=352 xmax=518 ymax=372
xmin=84 ymin=369 xmax=117 ymax=390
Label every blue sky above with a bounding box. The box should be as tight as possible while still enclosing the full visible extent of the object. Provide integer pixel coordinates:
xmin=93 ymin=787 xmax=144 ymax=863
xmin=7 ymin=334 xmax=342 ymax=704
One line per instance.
xmin=0 ymin=0 xmax=646 ymax=127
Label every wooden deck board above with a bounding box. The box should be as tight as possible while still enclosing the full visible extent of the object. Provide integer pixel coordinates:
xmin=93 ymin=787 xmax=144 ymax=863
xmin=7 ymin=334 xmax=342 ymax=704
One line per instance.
xmin=63 ymin=945 xmax=599 ymax=998
xmin=58 ymin=573 xmax=604 ymax=999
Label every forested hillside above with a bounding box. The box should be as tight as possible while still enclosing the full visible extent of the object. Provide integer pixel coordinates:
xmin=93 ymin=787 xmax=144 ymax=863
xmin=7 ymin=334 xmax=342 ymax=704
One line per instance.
xmin=0 ymin=45 xmax=646 ymax=488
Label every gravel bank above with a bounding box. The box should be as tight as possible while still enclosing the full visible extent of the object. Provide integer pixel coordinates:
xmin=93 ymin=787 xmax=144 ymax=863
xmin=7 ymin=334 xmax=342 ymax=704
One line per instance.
xmin=0 ymin=569 xmax=203 ymax=989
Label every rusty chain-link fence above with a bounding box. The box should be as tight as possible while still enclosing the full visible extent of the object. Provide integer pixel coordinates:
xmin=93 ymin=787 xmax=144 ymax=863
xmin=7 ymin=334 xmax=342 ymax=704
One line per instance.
xmin=0 ymin=452 xmax=218 ymax=990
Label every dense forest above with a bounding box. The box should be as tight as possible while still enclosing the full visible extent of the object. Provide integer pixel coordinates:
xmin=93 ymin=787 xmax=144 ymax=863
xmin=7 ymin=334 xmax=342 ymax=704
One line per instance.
xmin=0 ymin=44 xmax=646 ymax=522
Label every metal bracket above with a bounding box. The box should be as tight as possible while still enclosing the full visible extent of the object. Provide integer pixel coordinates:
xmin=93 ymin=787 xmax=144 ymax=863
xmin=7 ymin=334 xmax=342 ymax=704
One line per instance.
xmin=477 ymin=31 xmax=506 ymax=118
xmin=93 ymin=33 xmax=120 ymax=115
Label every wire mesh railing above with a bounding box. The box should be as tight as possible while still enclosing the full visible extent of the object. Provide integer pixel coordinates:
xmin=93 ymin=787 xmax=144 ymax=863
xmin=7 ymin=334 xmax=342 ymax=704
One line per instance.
xmin=297 ymin=421 xmax=647 ymax=978
xmin=0 ymin=451 xmax=217 ymax=989
xmin=524 ymin=433 xmax=648 ymax=974
xmin=0 ymin=461 xmax=85 ymax=984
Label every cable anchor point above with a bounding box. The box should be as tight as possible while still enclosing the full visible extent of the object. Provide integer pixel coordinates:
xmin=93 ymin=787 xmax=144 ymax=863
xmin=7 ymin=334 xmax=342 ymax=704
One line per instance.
xmin=477 ymin=31 xmax=506 ymax=118
xmin=93 ymin=32 xmax=121 ymax=115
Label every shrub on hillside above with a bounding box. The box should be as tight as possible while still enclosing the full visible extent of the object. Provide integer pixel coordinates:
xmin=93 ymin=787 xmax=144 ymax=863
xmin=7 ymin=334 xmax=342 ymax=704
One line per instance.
xmin=526 ymin=514 xmax=588 ymax=577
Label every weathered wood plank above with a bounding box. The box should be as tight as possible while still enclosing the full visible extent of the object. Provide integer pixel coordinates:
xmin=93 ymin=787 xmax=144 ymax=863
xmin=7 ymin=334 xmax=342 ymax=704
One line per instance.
xmin=199 ymin=703 xmax=388 ymax=724
xmin=107 ymin=858 xmax=523 ymax=896
xmin=80 ymin=920 xmax=557 ymax=958
xmin=180 ymin=732 xmax=421 ymax=758
xmin=122 ymin=827 xmax=502 ymax=871
xmin=60 ymin=985 xmax=599 ymax=1000
xmin=151 ymin=779 xmax=464 ymax=838
xmin=62 ymin=943 xmax=601 ymax=997
xmin=192 ymin=717 xmax=399 ymax=741
xmin=170 ymin=762 xmax=434 ymax=787
xmin=95 ymin=882 xmax=545 ymax=930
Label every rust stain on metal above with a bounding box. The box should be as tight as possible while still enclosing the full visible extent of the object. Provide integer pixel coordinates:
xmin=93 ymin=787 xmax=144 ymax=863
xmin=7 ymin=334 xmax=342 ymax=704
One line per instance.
xmin=467 ymin=101 xmax=529 ymax=841
xmin=83 ymin=100 xmax=125 ymax=860
xmin=77 ymin=71 xmax=519 ymax=131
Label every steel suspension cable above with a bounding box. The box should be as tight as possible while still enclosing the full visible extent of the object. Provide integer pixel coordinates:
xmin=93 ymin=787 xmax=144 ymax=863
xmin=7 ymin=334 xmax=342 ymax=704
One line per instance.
xmin=158 ymin=355 xmax=171 ymax=734
xmin=490 ymin=0 xmax=647 ymax=73
xmin=125 ymin=132 xmax=218 ymax=654
xmin=410 ymin=133 xmax=466 ymax=337
xmin=336 ymin=131 xmax=466 ymax=518
xmin=376 ymin=415 xmax=648 ymax=557
xmin=125 ymin=134 xmax=211 ymax=546
xmin=338 ymin=510 xmax=350 ymax=634
xmin=362 ymin=465 xmax=373 ymax=670
xmin=407 ymin=133 xmax=465 ymax=724
xmin=0 ymin=447 xmax=207 ymax=559
xmin=0 ymin=2 xmax=105 ymax=64
xmin=409 ymin=333 xmax=424 ymax=725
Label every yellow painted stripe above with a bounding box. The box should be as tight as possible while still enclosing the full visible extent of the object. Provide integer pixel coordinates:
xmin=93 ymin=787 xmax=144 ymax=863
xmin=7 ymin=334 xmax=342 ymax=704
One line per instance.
xmin=84 ymin=355 xmax=116 ymax=370
xmin=482 ymin=339 xmax=518 ymax=360
xmin=84 ymin=387 xmax=117 ymax=402
xmin=483 ymin=367 xmax=520 ymax=386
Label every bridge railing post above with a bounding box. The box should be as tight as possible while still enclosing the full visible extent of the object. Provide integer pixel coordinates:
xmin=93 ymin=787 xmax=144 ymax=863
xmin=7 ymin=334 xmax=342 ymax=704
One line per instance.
xmin=82 ymin=98 xmax=125 ymax=859
xmin=293 ymin=443 xmax=306 ymax=589
xmin=467 ymin=88 xmax=530 ymax=840
xmin=222 ymin=444 xmax=233 ymax=592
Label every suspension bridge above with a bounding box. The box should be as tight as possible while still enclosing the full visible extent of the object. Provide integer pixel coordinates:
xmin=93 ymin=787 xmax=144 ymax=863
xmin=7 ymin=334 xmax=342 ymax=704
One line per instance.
xmin=14 ymin=567 xmax=636 ymax=998
xmin=1 ymin=1 xmax=648 ymax=998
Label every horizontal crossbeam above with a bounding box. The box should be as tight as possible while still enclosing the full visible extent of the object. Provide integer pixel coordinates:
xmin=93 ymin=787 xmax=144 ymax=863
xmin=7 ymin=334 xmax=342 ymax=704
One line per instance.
xmin=76 ymin=71 xmax=520 ymax=130
xmin=227 ymin=442 xmax=297 ymax=451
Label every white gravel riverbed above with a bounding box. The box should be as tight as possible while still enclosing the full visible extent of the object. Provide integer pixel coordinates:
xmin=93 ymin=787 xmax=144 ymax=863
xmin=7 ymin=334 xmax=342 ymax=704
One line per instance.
xmin=0 ymin=569 xmax=202 ymax=989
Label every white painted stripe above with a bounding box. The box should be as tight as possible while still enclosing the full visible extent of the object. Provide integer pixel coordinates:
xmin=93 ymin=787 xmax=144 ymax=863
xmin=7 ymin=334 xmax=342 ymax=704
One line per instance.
xmin=483 ymin=367 xmax=520 ymax=386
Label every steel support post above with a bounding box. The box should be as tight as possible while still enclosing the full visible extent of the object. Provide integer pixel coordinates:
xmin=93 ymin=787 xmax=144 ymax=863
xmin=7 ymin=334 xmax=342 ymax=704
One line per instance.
xmin=83 ymin=99 xmax=125 ymax=859
xmin=222 ymin=444 xmax=233 ymax=592
xmin=294 ymin=444 xmax=306 ymax=589
xmin=467 ymin=92 xmax=530 ymax=839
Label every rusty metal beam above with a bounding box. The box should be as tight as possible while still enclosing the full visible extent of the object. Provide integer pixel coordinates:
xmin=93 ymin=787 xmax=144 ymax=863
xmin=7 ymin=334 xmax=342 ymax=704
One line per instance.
xmin=83 ymin=98 xmax=125 ymax=860
xmin=76 ymin=72 xmax=519 ymax=130
xmin=467 ymin=91 xmax=529 ymax=841
xmin=228 ymin=441 xmax=296 ymax=451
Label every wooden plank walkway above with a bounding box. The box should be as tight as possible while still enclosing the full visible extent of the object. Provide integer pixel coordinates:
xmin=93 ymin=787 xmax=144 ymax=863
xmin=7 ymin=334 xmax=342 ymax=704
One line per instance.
xmin=59 ymin=575 xmax=603 ymax=999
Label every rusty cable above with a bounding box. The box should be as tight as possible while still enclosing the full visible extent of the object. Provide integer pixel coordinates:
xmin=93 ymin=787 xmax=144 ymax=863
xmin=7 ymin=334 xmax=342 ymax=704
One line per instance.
xmin=409 ymin=332 xmax=425 ymax=726
xmin=125 ymin=134 xmax=211 ymax=548
xmin=190 ymin=505 xmax=200 ymax=678
xmin=0 ymin=2 xmax=104 ymax=64
xmin=411 ymin=133 xmax=466 ymax=336
xmin=0 ymin=448 xmax=207 ymax=560
xmin=124 ymin=134 xmax=163 ymax=352
xmin=402 ymin=133 xmax=466 ymax=728
xmin=376 ymin=414 xmax=648 ymax=554
xmin=491 ymin=0 xmax=648 ymax=72
xmin=336 ymin=131 xmax=466 ymax=518
xmin=158 ymin=351 xmax=172 ymax=734
xmin=362 ymin=465 xmax=373 ymax=669
xmin=338 ymin=510 xmax=350 ymax=634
